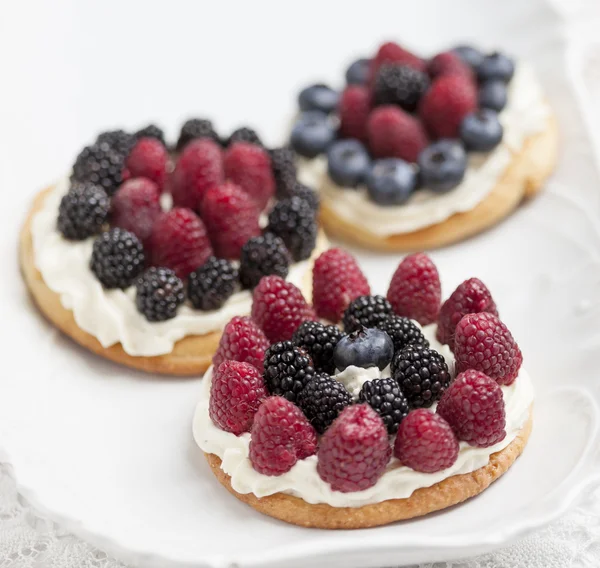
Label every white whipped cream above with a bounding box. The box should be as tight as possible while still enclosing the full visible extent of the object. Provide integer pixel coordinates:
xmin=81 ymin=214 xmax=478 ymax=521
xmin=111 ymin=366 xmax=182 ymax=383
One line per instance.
xmin=297 ymin=63 xmax=551 ymax=236
xmin=31 ymin=179 xmax=327 ymax=357
xmin=193 ymin=324 xmax=534 ymax=507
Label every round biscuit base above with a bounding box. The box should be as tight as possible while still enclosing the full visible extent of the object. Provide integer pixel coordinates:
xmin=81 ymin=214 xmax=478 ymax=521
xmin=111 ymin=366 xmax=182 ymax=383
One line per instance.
xmin=204 ymin=409 xmax=532 ymax=529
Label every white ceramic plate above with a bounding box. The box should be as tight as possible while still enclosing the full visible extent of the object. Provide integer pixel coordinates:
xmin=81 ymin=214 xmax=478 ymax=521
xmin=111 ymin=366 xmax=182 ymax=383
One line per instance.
xmin=2 ymin=0 xmax=600 ymax=566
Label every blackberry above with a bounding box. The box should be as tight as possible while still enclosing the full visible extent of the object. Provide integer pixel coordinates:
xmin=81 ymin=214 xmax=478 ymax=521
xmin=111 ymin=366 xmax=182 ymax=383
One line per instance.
xmin=176 ymin=118 xmax=219 ymax=151
xmin=288 ymin=181 xmax=320 ymax=211
xmin=359 ymin=377 xmax=410 ymax=434
xmin=269 ymin=146 xmax=297 ymax=198
xmin=391 ymin=345 xmax=451 ymax=409
xmin=135 ymin=124 xmax=166 ymax=146
xmin=263 ymin=341 xmax=315 ymax=403
xmin=188 ymin=257 xmax=239 ymax=311
xmin=292 ymin=320 xmax=343 ymax=374
xmin=297 ymin=373 xmax=353 ymax=434
xmin=90 ymin=228 xmax=145 ymax=289
xmin=95 ymin=129 xmax=135 ymax=157
xmin=373 ymin=64 xmax=430 ymax=112
xmin=57 ymin=182 xmax=109 ymax=240
xmin=135 ymin=267 xmax=185 ymax=322
xmin=228 ymin=127 xmax=263 ymax=147
xmin=71 ymin=143 xmax=125 ymax=196
xmin=239 ymin=233 xmax=291 ymax=289
xmin=342 ymin=295 xmax=394 ymax=333
xmin=376 ymin=315 xmax=429 ymax=352
xmin=267 ymin=197 xmax=318 ymax=262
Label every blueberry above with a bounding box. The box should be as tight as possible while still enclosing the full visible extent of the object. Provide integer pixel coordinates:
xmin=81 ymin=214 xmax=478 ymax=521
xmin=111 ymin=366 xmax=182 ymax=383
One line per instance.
xmin=334 ymin=327 xmax=394 ymax=372
xmin=327 ymin=139 xmax=371 ymax=188
xmin=290 ymin=111 xmax=336 ymax=158
xmin=452 ymin=45 xmax=484 ymax=70
xmin=460 ymin=110 xmax=503 ymax=152
xmin=366 ymin=158 xmax=418 ymax=205
xmin=298 ymin=84 xmax=340 ymax=114
xmin=418 ymin=140 xmax=467 ymax=193
xmin=479 ymin=80 xmax=508 ymax=112
xmin=345 ymin=58 xmax=371 ymax=85
xmin=477 ymin=52 xmax=515 ymax=83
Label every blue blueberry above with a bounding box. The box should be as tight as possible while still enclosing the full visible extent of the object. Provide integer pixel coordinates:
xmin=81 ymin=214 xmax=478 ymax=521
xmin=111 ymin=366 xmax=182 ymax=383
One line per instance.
xmin=418 ymin=140 xmax=467 ymax=193
xmin=460 ymin=110 xmax=503 ymax=152
xmin=334 ymin=327 xmax=394 ymax=371
xmin=345 ymin=58 xmax=371 ymax=85
xmin=290 ymin=111 xmax=336 ymax=158
xmin=298 ymin=84 xmax=340 ymax=114
xmin=327 ymin=139 xmax=371 ymax=188
xmin=477 ymin=52 xmax=515 ymax=83
xmin=452 ymin=45 xmax=484 ymax=69
xmin=366 ymin=158 xmax=418 ymax=205
xmin=479 ymin=80 xmax=508 ymax=112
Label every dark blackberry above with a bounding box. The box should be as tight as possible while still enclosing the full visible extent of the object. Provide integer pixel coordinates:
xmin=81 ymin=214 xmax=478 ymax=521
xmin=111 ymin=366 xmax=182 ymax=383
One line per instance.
xmin=135 ymin=124 xmax=166 ymax=146
xmin=228 ymin=127 xmax=263 ymax=147
xmin=57 ymin=182 xmax=109 ymax=240
xmin=297 ymin=373 xmax=352 ymax=434
xmin=267 ymin=197 xmax=318 ymax=261
xmin=188 ymin=257 xmax=239 ymax=311
xmin=292 ymin=320 xmax=343 ymax=374
xmin=71 ymin=143 xmax=125 ymax=196
xmin=376 ymin=315 xmax=429 ymax=352
xmin=90 ymin=228 xmax=145 ymax=289
xmin=359 ymin=377 xmax=409 ymax=434
xmin=269 ymin=146 xmax=297 ymax=198
xmin=239 ymin=233 xmax=291 ymax=289
xmin=373 ymin=64 xmax=430 ymax=112
xmin=176 ymin=118 xmax=219 ymax=151
xmin=342 ymin=295 xmax=394 ymax=333
xmin=288 ymin=181 xmax=320 ymax=211
xmin=263 ymin=341 xmax=315 ymax=403
xmin=391 ymin=345 xmax=451 ymax=409
xmin=95 ymin=129 xmax=135 ymax=157
xmin=135 ymin=267 xmax=185 ymax=322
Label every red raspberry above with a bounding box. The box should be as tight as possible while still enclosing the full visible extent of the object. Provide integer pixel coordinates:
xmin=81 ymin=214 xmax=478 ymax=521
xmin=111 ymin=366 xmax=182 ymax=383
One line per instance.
xmin=110 ymin=177 xmax=161 ymax=246
xmin=394 ymin=409 xmax=459 ymax=473
xmin=427 ymin=51 xmax=474 ymax=81
xmin=212 ymin=316 xmax=270 ymax=371
xmin=224 ymin=142 xmax=275 ymax=210
xmin=312 ymin=248 xmax=370 ymax=323
xmin=419 ymin=74 xmax=477 ymax=139
xmin=201 ymin=182 xmax=261 ymax=259
xmin=436 ymin=278 xmax=499 ymax=351
xmin=209 ymin=360 xmax=267 ymax=435
xmin=148 ymin=207 xmax=213 ymax=279
xmin=317 ymin=404 xmax=391 ymax=492
xmin=251 ymin=276 xmax=315 ymax=342
xmin=339 ymin=85 xmax=371 ymax=142
xmin=371 ymin=41 xmax=426 ymax=81
xmin=437 ymin=369 xmax=506 ymax=447
xmin=125 ymin=137 xmax=169 ymax=190
xmin=170 ymin=138 xmax=223 ymax=211
xmin=249 ymin=396 xmax=318 ymax=476
xmin=367 ymin=106 xmax=428 ymax=163
xmin=454 ymin=313 xmax=523 ymax=385
xmin=387 ymin=253 xmax=441 ymax=325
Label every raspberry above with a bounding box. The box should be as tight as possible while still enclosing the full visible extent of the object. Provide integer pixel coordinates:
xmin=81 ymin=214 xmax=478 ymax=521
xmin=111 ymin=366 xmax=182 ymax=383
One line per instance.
xmin=110 ymin=178 xmax=162 ymax=246
xmin=367 ymin=106 xmax=428 ymax=163
xmin=292 ymin=320 xmax=343 ymax=374
xmin=96 ymin=130 xmax=135 ymax=157
xmin=251 ymin=276 xmax=315 ymax=342
xmin=209 ymin=360 xmax=267 ymax=435
xmin=212 ymin=316 xmax=269 ymax=371
xmin=419 ymin=74 xmax=477 ymax=139
xmin=239 ymin=234 xmax=291 ymax=290
xmin=125 ymin=137 xmax=168 ymax=189
xmin=359 ymin=377 xmax=409 ymax=434
xmin=313 ymin=248 xmax=370 ymax=323
xmin=342 ymin=295 xmax=394 ymax=333
xmin=373 ymin=64 xmax=429 ymax=112
xmin=57 ymin=182 xmax=109 ymax=240
xmin=436 ymin=278 xmax=498 ymax=350
xmin=201 ymin=182 xmax=261 ymax=259
xmin=339 ymin=85 xmax=371 ymax=142
xmin=224 ymin=142 xmax=275 ymax=210
xmin=176 ymin=118 xmax=219 ymax=151
xmin=249 ymin=396 xmax=317 ymax=476
xmin=394 ymin=409 xmax=459 ymax=472
xmin=71 ymin=143 xmax=124 ymax=196
xmin=454 ymin=313 xmax=523 ymax=385
xmin=371 ymin=42 xmax=426 ymax=80
xmin=437 ymin=370 xmax=506 ymax=447
xmin=227 ymin=127 xmax=263 ymax=147
xmin=387 ymin=253 xmax=441 ymax=325
xmin=391 ymin=345 xmax=451 ymax=408
xmin=135 ymin=124 xmax=166 ymax=145
xmin=376 ymin=315 xmax=429 ymax=352
xmin=135 ymin=267 xmax=185 ymax=321
xmin=170 ymin=138 xmax=224 ymax=211
xmin=317 ymin=404 xmax=391 ymax=492
xmin=188 ymin=257 xmax=239 ymax=311
xmin=269 ymin=146 xmax=297 ymax=199
xmin=148 ymin=208 xmax=213 ymax=280
xmin=90 ymin=228 xmax=145 ymax=289
xmin=427 ymin=51 xmax=474 ymax=81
